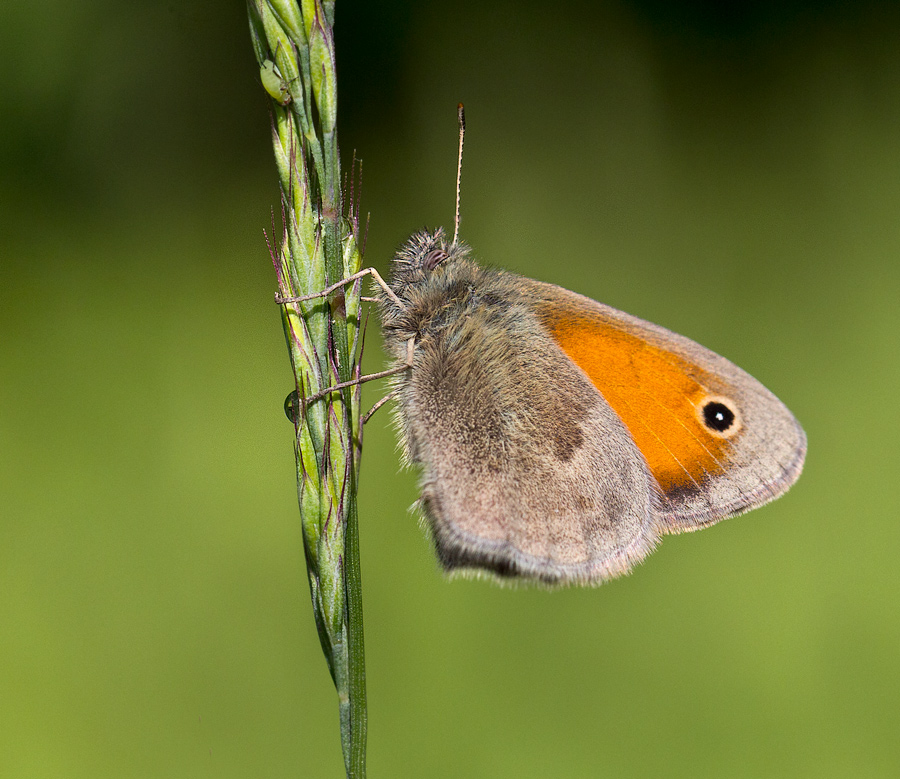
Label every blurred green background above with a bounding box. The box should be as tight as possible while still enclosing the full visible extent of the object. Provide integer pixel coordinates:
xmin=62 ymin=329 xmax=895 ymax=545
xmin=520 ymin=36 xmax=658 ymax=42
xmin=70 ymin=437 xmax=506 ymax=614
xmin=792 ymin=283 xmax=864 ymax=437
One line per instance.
xmin=2 ymin=1 xmax=899 ymax=776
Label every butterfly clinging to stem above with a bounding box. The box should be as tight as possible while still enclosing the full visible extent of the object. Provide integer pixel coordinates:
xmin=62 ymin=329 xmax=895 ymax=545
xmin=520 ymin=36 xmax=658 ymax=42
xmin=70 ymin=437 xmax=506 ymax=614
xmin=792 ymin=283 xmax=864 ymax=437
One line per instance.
xmin=282 ymin=104 xmax=806 ymax=586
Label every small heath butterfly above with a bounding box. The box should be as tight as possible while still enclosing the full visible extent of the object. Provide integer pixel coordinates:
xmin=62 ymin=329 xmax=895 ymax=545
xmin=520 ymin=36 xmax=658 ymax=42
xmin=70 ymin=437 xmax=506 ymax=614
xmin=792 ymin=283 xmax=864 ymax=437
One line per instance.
xmin=375 ymin=105 xmax=806 ymax=585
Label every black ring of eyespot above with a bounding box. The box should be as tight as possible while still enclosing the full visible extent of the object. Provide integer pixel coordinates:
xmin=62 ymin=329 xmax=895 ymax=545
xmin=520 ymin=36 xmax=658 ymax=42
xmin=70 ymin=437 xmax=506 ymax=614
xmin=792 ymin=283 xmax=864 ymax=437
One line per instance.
xmin=702 ymin=400 xmax=736 ymax=433
xmin=423 ymin=248 xmax=449 ymax=271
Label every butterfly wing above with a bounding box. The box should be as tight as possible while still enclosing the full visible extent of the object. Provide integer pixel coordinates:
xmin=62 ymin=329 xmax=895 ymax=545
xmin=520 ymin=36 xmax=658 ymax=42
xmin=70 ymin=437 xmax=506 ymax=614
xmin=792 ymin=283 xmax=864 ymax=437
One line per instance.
xmin=390 ymin=261 xmax=805 ymax=586
xmin=525 ymin=278 xmax=807 ymax=532
xmin=394 ymin=272 xmax=665 ymax=585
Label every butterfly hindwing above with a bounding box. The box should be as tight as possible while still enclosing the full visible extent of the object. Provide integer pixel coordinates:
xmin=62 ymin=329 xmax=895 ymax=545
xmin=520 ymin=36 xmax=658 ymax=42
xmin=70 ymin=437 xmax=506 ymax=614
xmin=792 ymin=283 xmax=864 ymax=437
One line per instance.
xmin=394 ymin=267 xmax=662 ymax=584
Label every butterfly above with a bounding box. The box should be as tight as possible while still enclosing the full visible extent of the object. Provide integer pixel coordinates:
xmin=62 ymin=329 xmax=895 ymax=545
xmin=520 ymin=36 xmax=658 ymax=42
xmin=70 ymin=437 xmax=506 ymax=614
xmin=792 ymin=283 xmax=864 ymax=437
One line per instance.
xmin=284 ymin=105 xmax=806 ymax=586
xmin=375 ymin=226 xmax=806 ymax=585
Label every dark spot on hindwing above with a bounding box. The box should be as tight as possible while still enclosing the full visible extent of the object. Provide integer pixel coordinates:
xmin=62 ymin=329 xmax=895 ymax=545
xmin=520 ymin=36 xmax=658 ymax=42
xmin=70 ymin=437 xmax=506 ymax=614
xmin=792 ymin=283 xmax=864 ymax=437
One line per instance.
xmin=548 ymin=417 xmax=584 ymax=462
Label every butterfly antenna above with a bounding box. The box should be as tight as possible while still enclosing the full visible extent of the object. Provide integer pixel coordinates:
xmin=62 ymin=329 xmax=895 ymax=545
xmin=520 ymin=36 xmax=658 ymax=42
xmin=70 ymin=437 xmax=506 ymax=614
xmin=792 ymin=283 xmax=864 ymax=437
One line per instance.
xmin=452 ymin=102 xmax=466 ymax=246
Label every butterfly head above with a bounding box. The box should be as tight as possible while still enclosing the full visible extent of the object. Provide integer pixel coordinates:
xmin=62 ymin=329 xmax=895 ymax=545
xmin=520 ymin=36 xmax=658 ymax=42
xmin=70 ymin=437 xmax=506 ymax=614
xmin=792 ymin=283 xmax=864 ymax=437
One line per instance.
xmin=388 ymin=228 xmax=472 ymax=299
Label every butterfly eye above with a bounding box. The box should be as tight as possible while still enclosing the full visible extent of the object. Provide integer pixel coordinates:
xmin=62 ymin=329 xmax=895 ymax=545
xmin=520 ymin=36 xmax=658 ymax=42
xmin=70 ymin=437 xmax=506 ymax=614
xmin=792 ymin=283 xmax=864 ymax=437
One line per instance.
xmin=423 ymin=249 xmax=449 ymax=271
xmin=699 ymin=397 xmax=742 ymax=438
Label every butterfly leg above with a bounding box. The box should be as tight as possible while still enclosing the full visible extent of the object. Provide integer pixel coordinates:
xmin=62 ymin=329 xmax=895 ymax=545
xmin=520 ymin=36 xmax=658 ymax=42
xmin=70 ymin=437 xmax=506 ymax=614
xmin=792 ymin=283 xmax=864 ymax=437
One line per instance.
xmin=362 ymin=389 xmax=400 ymax=425
xmin=275 ymin=267 xmax=404 ymax=309
xmin=298 ymin=337 xmax=414 ymax=411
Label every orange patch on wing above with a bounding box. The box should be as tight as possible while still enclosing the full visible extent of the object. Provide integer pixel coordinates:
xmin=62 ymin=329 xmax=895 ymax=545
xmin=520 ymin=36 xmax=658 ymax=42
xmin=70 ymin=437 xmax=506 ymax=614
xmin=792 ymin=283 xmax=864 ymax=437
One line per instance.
xmin=541 ymin=307 xmax=732 ymax=496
